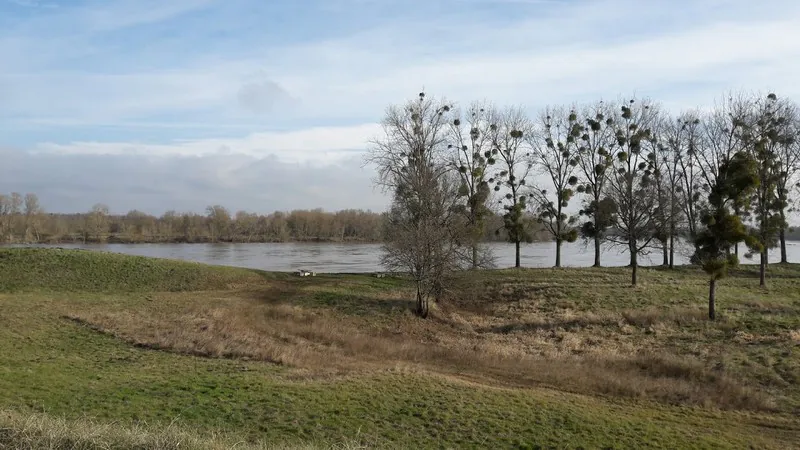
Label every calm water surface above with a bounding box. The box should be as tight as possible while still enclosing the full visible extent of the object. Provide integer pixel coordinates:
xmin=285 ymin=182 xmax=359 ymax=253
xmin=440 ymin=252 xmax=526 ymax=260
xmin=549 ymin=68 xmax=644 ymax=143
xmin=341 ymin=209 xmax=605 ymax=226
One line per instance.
xmin=15 ymin=241 xmax=800 ymax=273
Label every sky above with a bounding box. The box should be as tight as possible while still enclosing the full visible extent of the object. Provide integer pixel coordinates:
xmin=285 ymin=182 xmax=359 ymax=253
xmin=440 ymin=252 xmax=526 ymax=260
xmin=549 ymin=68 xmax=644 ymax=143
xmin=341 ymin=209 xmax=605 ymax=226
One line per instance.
xmin=1 ymin=0 xmax=799 ymax=215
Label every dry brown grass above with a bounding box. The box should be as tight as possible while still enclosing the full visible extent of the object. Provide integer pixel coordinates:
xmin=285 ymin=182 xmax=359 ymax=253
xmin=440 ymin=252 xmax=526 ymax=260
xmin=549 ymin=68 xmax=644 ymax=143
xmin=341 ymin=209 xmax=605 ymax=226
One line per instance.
xmin=0 ymin=410 xmax=366 ymax=450
xmin=63 ymin=281 xmax=774 ymax=412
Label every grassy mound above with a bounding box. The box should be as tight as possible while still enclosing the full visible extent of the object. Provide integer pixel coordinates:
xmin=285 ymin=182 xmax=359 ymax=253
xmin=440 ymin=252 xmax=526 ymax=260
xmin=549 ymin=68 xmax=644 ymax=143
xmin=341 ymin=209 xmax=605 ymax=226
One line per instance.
xmin=0 ymin=247 xmax=271 ymax=293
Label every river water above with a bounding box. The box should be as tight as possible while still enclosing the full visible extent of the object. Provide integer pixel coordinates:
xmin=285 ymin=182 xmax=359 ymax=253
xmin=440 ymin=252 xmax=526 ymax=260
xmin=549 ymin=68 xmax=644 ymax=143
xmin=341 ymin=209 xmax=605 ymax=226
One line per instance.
xmin=13 ymin=240 xmax=800 ymax=273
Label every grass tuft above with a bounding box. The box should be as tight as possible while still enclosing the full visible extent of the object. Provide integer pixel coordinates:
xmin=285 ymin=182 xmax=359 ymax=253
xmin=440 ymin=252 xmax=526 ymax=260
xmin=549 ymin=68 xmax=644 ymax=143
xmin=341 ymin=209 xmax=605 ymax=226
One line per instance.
xmin=0 ymin=410 xmax=366 ymax=450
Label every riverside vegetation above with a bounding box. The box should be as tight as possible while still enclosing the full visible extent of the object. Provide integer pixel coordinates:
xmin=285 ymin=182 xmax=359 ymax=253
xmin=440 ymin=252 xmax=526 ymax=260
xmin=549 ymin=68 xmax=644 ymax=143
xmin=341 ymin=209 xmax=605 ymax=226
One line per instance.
xmin=3 ymin=89 xmax=800 ymax=448
xmin=0 ymin=195 xmax=538 ymax=245
xmin=1 ymin=247 xmax=799 ymax=449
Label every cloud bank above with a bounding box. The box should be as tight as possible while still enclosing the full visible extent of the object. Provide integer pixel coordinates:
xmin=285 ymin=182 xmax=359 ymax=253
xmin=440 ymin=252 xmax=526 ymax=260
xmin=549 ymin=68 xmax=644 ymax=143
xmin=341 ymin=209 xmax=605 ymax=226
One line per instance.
xmin=1 ymin=0 xmax=799 ymax=214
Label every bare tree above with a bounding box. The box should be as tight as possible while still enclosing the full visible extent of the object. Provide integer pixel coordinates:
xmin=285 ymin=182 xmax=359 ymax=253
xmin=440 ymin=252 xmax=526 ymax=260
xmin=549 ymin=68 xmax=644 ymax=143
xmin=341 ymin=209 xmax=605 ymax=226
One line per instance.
xmin=528 ymin=107 xmax=580 ymax=267
xmin=670 ymin=112 xmax=704 ymax=252
xmin=124 ymin=210 xmax=155 ymax=240
xmin=367 ymin=92 xmax=468 ymax=317
xmin=697 ymin=92 xmax=752 ymax=257
xmin=234 ymin=211 xmax=260 ymax=242
xmin=85 ymin=203 xmax=110 ymax=242
xmin=0 ymin=194 xmax=10 ymax=242
xmin=492 ymin=107 xmax=535 ymax=268
xmin=648 ymin=116 xmax=685 ymax=268
xmin=9 ymin=193 xmax=23 ymax=239
xmin=24 ymin=193 xmax=44 ymax=242
xmin=447 ymin=101 xmax=499 ymax=269
xmin=206 ymin=205 xmax=231 ymax=242
xmin=772 ymin=100 xmax=800 ymax=263
xmin=574 ymin=101 xmax=618 ymax=267
xmin=605 ymin=98 xmax=660 ymax=286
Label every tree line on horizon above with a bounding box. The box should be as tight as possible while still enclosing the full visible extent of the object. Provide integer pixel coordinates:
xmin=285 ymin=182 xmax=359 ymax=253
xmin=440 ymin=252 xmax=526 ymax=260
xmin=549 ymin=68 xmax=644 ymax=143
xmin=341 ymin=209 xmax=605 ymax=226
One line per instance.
xmin=370 ymin=90 xmax=800 ymax=319
xmin=0 ymin=195 xmax=548 ymax=244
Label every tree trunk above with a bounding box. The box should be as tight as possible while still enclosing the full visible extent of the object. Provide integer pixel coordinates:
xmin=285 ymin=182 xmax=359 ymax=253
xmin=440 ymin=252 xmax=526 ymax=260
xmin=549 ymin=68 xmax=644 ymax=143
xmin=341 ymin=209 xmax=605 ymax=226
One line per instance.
xmin=780 ymin=226 xmax=788 ymax=264
xmin=515 ymin=240 xmax=521 ymax=268
xmin=593 ymin=235 xmax=601 ymax=267
xmin=415 ymin=285 xmax=428 ymax=318
xmin=472 ymin=245 xmax=478 ymax=270
xmin=734 ymin=206 xmax=740 ymax=258
xmin=630 ymin=242 xmax=638 ymax=286
xmin=668 ymin=230 xmax=675 ymax=269
xmin=433 ymin=279 xmax=443 ymax=303
xmin=555 ymin=238 xmax=562 ymax=268
xmin=708 ymin=278 xmax=716 ymax=321
xmin=760 ymin=250 xmax=767 ymax=288
xmin=662 ymin=241 xmax=668 ymax=266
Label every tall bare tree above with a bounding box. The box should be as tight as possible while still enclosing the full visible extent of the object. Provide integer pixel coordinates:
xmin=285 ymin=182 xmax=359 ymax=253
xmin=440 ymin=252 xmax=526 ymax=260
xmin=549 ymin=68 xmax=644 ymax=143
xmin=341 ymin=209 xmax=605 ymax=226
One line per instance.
xmin=670 ymin=112 xmax=704 ymax=251
xmin=528 ymin=107 xmax=580 ymax=267
xmin=648 ymin=117 xmax=685 ymax=268
xmin=605 ymin=98 xmax=660 ymax=286
xmin=368 ymin=92 xmax=468 ymax=317
xmin=772 ymin=100 xmax=800 ymax=263
xmin=492 ymin=107 xmax=535 ymax=268
xmin=574 ymin=102 xmax=618 ymax=267
xmin=447 ymin=101 xmax=499 ymax=269
xmin=697 ymin=93 xmax=751 ymax=257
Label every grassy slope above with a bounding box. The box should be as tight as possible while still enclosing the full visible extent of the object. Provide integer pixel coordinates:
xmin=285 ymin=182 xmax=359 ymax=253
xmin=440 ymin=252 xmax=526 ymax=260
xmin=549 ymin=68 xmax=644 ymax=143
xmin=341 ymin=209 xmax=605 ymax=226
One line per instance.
xmin=0 ymin=247 xmax=280 ymax=292
xmin=1 ymin=247 xmax=799 ymax=449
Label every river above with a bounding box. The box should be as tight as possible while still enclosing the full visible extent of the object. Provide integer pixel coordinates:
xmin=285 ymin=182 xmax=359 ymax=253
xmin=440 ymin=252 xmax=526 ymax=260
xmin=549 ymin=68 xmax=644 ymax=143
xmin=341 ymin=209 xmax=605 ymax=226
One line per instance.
xmin=12 ymin=240 xmax=800 ymax=273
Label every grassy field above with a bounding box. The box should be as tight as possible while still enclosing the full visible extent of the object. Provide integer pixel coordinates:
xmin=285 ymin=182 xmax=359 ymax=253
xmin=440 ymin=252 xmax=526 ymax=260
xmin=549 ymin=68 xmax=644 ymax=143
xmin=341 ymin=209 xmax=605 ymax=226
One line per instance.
xmin=1 ymin=247 xmax=799 ymax=449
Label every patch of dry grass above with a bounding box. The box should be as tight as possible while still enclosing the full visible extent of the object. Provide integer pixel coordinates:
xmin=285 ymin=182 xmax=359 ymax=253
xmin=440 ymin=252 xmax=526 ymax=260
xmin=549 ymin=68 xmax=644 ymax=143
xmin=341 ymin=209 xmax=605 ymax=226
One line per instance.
xmin=64 ymin=284 xmax=774 ymax=412
xmin=0 ymin=410 xmax=366 ymax=450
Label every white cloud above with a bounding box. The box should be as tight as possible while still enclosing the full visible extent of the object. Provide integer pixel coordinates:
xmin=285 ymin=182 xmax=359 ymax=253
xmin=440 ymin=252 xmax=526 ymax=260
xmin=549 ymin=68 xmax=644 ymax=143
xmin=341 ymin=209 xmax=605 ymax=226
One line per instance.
xmin=33 ymin=123 xmax=383 ymax=164
xmin=276 ymin=17 xmax=800 ymax=121
xmin=4 ymin=0 xmax=799 ymax=133
xmin=81 ymin=0 xmax=216 ymax=32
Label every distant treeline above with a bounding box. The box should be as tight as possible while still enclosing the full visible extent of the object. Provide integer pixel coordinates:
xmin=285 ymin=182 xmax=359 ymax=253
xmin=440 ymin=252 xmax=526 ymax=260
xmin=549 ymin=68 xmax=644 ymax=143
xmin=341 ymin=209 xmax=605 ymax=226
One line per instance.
xmin=0 ymin=193 xmax=546 ymax=244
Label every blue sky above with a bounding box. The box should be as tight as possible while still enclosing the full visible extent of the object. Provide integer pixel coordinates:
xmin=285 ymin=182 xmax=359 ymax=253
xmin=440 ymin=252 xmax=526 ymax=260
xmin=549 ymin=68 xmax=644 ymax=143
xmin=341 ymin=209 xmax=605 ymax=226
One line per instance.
xmin=1 ymin=0 xmax=799 ymax=214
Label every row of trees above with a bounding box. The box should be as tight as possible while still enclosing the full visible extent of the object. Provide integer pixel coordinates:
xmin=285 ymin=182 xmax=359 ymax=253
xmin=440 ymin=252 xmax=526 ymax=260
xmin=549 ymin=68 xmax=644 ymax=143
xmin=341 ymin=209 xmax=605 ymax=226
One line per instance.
xmin=370 ymin=91 xmax=799 ymax=318
xmin=0 ymin=197 xmax=383 ymax=243
xmin=0 ymin=194 xmax=540 ymax=244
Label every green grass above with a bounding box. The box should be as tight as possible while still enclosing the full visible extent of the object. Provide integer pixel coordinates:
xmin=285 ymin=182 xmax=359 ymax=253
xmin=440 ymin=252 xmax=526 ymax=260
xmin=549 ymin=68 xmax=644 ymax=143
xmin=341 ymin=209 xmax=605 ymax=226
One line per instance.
xmin=0 ymin=247 xmax=277 ymax=293
xmin=1 ymin=247 xmax=799 ymax=449
xmin=1 ymin=311 xmax=794 ymax=449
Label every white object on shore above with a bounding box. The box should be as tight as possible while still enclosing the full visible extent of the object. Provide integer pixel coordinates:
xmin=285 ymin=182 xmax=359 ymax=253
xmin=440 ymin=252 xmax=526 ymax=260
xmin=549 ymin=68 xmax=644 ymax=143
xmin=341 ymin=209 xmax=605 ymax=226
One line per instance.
xmin=296 ymin=269 xmax=316 ymax=277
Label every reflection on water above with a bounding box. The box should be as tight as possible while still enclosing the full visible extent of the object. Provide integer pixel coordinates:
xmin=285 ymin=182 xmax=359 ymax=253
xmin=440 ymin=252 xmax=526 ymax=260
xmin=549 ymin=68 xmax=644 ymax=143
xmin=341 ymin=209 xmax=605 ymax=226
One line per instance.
xmin=13 ymin=240 xmax=800 ymax=273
